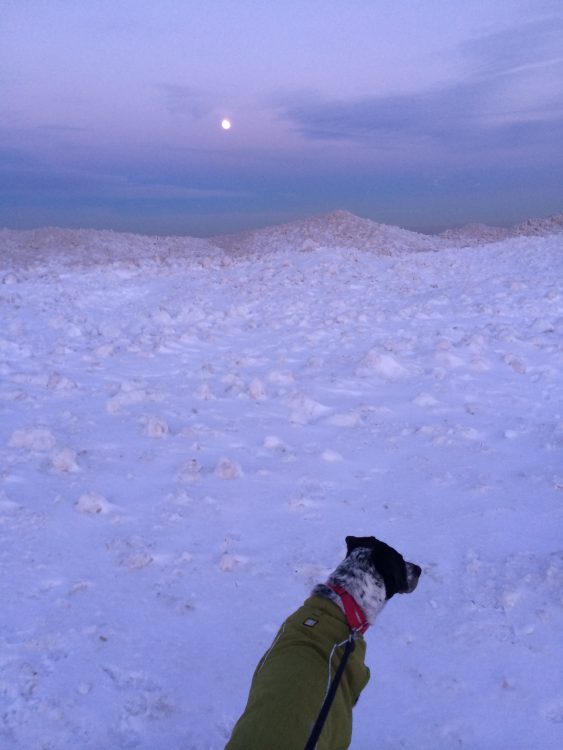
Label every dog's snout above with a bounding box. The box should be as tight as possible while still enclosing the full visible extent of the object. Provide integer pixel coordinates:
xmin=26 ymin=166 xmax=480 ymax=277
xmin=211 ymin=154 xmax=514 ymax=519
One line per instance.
xmin=404 ymin=562 xmax=422 ymax=593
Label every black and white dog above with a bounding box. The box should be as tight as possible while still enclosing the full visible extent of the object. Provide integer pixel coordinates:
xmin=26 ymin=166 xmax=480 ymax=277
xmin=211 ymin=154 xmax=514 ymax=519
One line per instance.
xmin=226 ymin=536 xmax=421 ymax=750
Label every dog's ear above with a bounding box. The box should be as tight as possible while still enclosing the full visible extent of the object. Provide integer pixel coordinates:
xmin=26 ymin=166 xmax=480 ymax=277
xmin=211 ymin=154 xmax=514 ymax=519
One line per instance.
xmin=345 ymin=536 xmax=378 ymax=556
xmin=371 ymin=540 xmax=409 ymax=599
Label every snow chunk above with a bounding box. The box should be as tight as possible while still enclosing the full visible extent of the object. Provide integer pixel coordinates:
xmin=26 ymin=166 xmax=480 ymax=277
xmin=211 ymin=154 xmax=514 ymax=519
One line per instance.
xmin=264 ymin=435 xmax=285 ymax=450
xmin=47 ymin=372 xmax=77 ymax=391
xmin=325 ymin=411 xmax=361 ymax=427
xmin=120 ymin=552 xmax=154 ymax=570
xmin=289 ymin=393 xmax=332 ymax=424
xmin=50 ymin=448 xmax=80 ymax=473
xmin=530 ymin=318 xmax=555 ymax=333
xmin=288 ymin=496 xmax=318 ymax=512
xmin=267 ymin=370 xmax=295 ymax=387
xmin=215 ymin=458 xmax=243 ymax=480
xmin=106 ymin=382 xmax=158 ymax=414
xmin=194 ymin=383 xmax=214 ymax=400
xmin=413 ymin=392 xmax=439 ymax=407
xmin=301 ymin=238 xmax=318 ymax=252
xmin=0 ymin=496 xmax=20 ymax=514
xmin=248 ymin=378 xmax=266 ymax=400
xmin=75 ymin=492 xmax=114 ymax=515
xmin=435 ymin=350 xmax=465 ymax=368
xmin=8 ymin=427 xmax=56 ymax=451
xmin=504 ymin=354 xmax=527 ymax=374
xmin=218 ymin=553 xmax=249 ymax=572
xmin=142 ymin=415 xmax=169 ymax=438
xmin=177 ymin=458 xmax=203 ymax=482
xmin=356 ymin=350 xmax=409 ymax=379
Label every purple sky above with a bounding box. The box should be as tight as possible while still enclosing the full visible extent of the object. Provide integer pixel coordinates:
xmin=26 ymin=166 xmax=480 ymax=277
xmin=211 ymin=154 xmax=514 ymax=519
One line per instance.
xmin=2 ymin=0 xmax=562 ymax=235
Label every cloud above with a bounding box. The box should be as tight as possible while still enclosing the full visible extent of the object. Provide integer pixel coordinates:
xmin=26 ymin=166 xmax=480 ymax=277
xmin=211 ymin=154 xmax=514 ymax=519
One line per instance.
xmin=275 ymin=16 xmax=563 ymax=164
xmin=0 ymin=149 xmax=252 ymax=203
xmin=103 ymin=180 xmax=253 ymax=201
xmin=461 ymin=17 xmax=563 ymax=81
xmin=157 ymin=83 xmax=213 ymax=119
xmin=38 ymin=124 xmax=88 ymax=134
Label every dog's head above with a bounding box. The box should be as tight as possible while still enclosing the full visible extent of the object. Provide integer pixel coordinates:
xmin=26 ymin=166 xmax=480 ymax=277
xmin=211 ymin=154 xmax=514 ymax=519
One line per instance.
xmin=345 ymin=536 xmax=421 ymax=599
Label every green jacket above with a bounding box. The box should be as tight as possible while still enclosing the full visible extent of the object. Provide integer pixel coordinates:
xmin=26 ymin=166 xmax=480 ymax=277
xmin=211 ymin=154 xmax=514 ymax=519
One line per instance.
xmin=225 ymin=595 xmax=370 ymax=750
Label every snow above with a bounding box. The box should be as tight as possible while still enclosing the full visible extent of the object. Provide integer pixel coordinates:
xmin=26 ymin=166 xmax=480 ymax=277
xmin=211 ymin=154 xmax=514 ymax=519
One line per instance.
xmin=1 ymin=215 xmax=562 ymax=749
xmin=211 ymin=209 xmax=451 ymax=256
xmin=439 ymin=212 xmax=563 ymax=246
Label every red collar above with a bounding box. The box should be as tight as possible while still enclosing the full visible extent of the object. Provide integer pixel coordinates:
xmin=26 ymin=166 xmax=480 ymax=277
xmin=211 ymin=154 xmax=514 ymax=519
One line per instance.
xmin=326 ymin=583 xmax=369 ymax=634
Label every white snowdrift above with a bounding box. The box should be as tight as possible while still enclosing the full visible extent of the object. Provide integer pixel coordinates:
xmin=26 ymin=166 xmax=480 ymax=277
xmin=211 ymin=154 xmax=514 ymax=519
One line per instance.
xmin=0 ymin=218 xmax=562 ymax=749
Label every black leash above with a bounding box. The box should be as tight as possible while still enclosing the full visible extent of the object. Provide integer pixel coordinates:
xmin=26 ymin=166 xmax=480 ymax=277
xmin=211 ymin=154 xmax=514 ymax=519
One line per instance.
xmin=304 ymin=634 xmax=356 ymax=750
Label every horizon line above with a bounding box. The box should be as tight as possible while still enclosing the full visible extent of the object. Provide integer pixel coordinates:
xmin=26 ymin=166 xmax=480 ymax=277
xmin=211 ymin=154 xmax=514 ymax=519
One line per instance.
xmin=2 ymin=206 xmax=562 ymax=241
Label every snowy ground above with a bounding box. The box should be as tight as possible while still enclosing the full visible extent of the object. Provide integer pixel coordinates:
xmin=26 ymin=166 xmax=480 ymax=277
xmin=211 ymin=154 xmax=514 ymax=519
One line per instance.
xmin=1 ymin=224 xmax=562 ymax=749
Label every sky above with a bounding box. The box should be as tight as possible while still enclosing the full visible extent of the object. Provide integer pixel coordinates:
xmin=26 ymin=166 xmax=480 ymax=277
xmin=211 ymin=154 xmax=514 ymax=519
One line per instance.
xmin=1 ymin=0 xmax=563 ymax=236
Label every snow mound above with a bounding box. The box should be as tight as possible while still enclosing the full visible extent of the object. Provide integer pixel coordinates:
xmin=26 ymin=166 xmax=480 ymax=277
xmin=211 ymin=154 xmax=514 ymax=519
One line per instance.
xmin=514 ymin=212 xmax=563 ymax=237
xmin=4 ymin=209 xmax=561 ymax=271
xmin=439 ymin=211 xmax=563 ymax=246
xmin=0 ymin=226 xmax=223 ymax=271
xmin=211 ymin=209 xmax=447 ymax=256
xmin=439 ymin=223 xmax=514 ymax=245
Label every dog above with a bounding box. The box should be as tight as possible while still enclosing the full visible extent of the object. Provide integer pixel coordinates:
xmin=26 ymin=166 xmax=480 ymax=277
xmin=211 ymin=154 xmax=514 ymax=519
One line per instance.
xmin=225 ymin=536 xmax=421 ymax=750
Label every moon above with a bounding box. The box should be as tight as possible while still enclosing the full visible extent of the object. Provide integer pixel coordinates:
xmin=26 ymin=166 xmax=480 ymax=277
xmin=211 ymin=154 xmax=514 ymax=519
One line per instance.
xmin=221 ymin=118 xmax=232 ymax=130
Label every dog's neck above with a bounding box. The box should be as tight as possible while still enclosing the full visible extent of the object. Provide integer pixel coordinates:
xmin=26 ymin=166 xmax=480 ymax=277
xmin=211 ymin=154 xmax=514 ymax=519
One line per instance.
xmin=311 ymin=548 xmax=387 ymax=626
